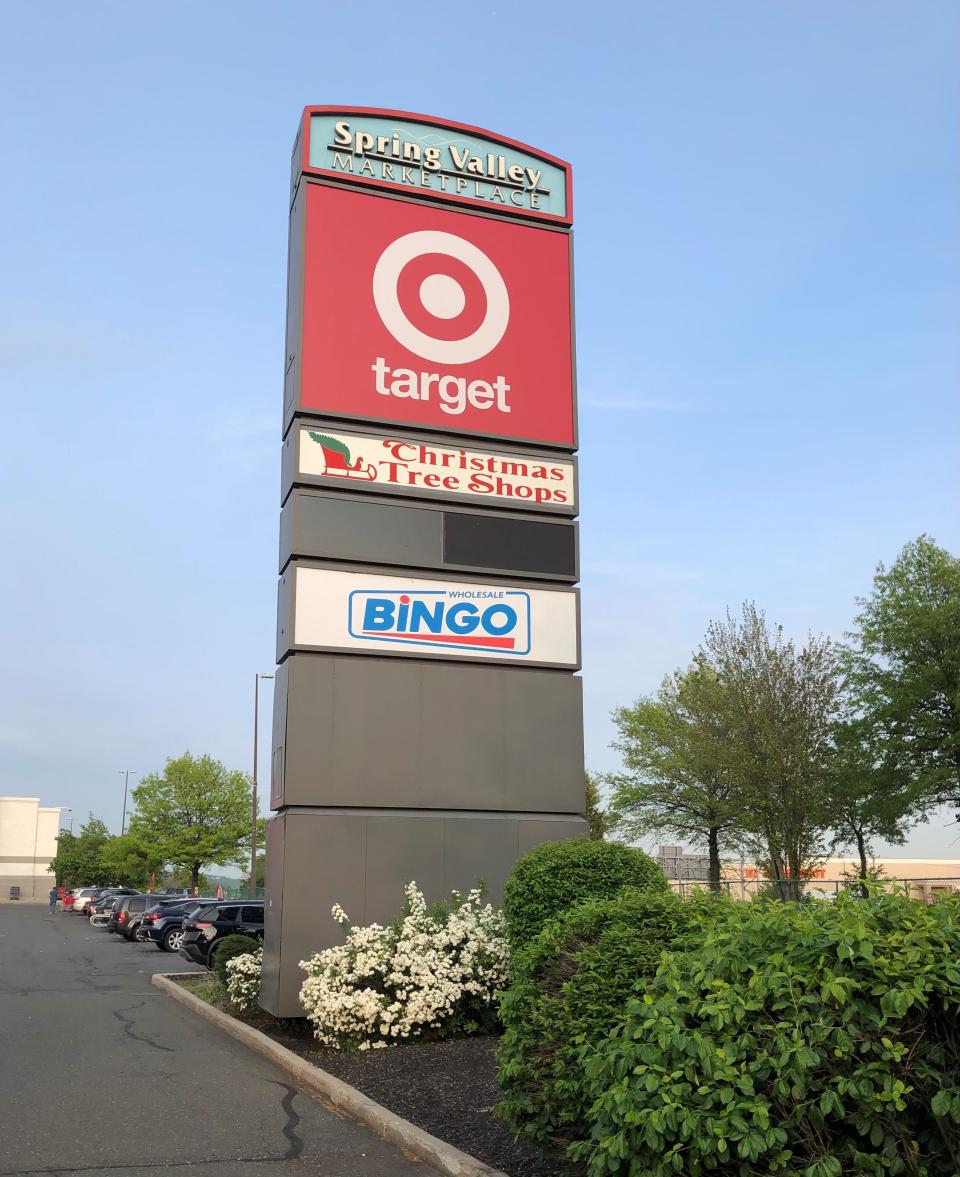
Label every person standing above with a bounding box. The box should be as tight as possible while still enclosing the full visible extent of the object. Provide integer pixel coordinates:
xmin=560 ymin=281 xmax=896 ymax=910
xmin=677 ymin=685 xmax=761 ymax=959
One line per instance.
xmin=48 ymin=885 xmax=58 ymax=914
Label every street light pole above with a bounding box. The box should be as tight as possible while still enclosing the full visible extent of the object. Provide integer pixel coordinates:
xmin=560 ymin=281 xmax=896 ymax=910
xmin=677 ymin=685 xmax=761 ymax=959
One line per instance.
xmin=53 ymin=807 xmax=73 ymax=888
xmin=251 ymin=673 xmax=274 ymax=899
xmin=32 ymin=802 xmax=40 ymax=900
xmin=118 ymin=769 xmax=136 ymax=835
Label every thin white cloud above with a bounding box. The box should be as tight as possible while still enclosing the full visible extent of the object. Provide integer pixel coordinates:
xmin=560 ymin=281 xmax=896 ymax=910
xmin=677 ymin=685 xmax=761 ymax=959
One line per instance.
xmin=0 ymin=725 xmax=41 ymax=752
xmin=583 ymin=398 xmax=692 ymax=412
xmin=206 ymin=410 xmax=276 ymax=443
xmin=0 ymin=322 xmax=120 ymax=372
xmin=583 ymin=560 xmax=704 ymax=583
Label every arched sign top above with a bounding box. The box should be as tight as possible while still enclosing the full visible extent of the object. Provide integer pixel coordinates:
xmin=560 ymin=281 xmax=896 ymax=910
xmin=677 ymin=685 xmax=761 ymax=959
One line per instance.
xmin=293 ymin=106 xmax=573 ymax=227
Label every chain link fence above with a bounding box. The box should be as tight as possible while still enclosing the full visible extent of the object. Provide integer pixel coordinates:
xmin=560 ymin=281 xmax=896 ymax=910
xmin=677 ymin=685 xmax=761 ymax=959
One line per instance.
xmin=665 ymin=874 xmax=960 ymax=903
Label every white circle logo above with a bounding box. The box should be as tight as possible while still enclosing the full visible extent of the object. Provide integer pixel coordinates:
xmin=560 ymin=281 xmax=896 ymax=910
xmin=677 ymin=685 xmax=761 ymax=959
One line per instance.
xmin=372 ymin=231 xmax=510 ymax=365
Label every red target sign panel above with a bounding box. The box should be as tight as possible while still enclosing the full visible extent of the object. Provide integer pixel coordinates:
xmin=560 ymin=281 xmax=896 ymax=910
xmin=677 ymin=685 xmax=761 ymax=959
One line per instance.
xmin=288 ymin=183 xmax=575 ymax=448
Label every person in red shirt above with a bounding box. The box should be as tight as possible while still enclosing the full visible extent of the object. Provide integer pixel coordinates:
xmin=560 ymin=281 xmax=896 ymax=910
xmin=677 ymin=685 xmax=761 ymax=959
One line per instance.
xmin=62 ymin=891 xmax=75 ymax=913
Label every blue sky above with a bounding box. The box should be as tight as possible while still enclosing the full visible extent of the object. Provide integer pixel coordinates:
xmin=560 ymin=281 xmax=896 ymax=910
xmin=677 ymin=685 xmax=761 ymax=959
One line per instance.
xmin=1 ymin=3 xmax=957 ymax=860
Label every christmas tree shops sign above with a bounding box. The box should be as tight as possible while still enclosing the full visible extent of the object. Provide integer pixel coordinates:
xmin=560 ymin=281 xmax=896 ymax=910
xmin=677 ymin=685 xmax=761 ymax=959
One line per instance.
xmin=282 ymin=424 xmax=577 ymax=513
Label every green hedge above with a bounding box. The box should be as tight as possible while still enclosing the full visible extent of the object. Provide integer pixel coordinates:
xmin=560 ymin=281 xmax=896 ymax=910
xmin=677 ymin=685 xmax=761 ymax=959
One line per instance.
xmin=211 ymin=934 xmax=261 ymax=985
xmin=571 ymin=890 xmax=960 ymax=1177
xmin=497 ymin=888 xmax=703 ymax=1155
xmin=502 ymin=838 xmax=667 ymax=950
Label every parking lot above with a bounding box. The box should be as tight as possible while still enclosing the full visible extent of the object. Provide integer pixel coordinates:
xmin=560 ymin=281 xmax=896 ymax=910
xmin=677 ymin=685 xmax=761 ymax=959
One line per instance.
xmin=0 ymin=903 xmax=432 ymax=1176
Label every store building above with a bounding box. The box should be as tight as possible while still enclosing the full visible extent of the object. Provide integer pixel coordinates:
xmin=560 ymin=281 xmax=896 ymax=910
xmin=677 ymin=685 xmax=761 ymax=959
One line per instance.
xmin=656 ymin=844 xmax=960 ymax=902
xmin=0 ymin=797 xmax=63 ymax=901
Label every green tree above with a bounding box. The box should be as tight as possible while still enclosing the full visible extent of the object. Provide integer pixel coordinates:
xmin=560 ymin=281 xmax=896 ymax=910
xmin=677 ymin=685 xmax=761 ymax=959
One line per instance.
xmin=843 ymin=535 xmax=960 ymax=820
xmin=162 ymin=868 xmax=211 ymax=893
xmin=608 ymin=664 xmax=739 ymax=890
xmin=242 ymin=853 xmax=266 ymax=893
xmin=127 ymin=753 xmax=251 ymax=892
xmin=700 ymin=603 xmax=841 ymax=900
xmin=827 ymin=718 xmax=915 ymax=882
xmin=97 ymin=835 xmax=164 ymax=889
xmin=49 ymin=830 xmax=79 ymax=886
xmin=584 ymin=772 xmax=608 ymax=840
xmin=49 ymin=816 xmax=111 ymax=886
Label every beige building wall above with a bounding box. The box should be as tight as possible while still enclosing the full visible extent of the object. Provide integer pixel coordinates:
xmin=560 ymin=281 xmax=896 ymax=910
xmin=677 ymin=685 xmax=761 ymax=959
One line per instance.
xmin=714 ymin=855 xmax=960 ymax=902
xmin=0 ymin=797 xmax=63 ymax=901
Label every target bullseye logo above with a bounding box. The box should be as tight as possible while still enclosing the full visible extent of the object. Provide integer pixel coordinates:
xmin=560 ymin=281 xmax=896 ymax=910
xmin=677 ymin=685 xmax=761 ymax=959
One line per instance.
xmin=372 ymin=231 xmax=510 ymax=365
xmin=297 ymin=183 xmax=574 ymax=444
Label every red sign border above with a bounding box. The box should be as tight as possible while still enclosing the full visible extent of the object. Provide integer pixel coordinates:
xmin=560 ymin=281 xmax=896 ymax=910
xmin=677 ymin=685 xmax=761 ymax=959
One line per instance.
xmin=295 ymin=106 xmax=574 ymax=228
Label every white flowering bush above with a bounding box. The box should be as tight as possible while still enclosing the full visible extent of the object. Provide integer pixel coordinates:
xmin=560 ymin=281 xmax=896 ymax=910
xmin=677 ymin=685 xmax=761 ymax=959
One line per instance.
xmin=299 ymin=881 xmax=509 ymax=1051
xmin=225 ymin=946 xmax=262 ymax=1013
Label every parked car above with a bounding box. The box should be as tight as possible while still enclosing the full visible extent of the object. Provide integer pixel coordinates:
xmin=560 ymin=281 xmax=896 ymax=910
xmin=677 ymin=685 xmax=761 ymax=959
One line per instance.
xmin=70 ymin=887 xmax=101 ymax=912
xmin=79 ymin=886 xmax=138 ymax=915
xmin=108 ymin=894 xmax=167 ymax=939
xmin=91 ymin=894 xmax=122 ymax=918
xmin=141 ymin=899 xmax=214 ymax=951
xmin=90 ymin=894 xmax=129 ymax=927
xmin=104 ymin=894 xmax=149 ymax=933
xmin=179 ymin=901 xmax=264 ymax=968
xmin=128 ymin=897 xmax=200 ymax=942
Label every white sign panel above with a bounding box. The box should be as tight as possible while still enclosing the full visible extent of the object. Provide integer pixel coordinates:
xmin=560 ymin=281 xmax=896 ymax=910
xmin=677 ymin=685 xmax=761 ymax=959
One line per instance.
xmin=296 ymin=425 xmax=576 ymax=512
xmin=290 ymin=566 xmax=579 ymax=667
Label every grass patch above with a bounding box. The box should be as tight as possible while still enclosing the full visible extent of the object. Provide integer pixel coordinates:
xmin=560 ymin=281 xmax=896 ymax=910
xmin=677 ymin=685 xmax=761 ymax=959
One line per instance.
xmin=173 ymin=972 xmax=224 ymax=1007
xmin=170 ymin=971 xmax=309 ymax=1037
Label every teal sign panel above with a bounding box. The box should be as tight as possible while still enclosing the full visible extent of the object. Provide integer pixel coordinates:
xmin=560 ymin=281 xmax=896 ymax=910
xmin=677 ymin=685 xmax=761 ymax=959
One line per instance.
xmin=306 ymin=111 xmax=569 ymax=222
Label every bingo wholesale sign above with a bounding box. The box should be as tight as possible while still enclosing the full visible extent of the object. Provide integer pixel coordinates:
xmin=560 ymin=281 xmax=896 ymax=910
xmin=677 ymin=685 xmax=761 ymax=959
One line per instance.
xmin=280 ymin=565 xmax=580 ymax=669
xmin=285 ymin=129 xmax=576 ymax=449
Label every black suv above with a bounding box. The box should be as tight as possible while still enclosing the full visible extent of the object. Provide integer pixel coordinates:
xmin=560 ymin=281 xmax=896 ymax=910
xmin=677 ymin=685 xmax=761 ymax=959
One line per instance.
xmin=179 ymin=901 xmax=264 ymax=968
xmin=125 ymin=896 xmax=202 ymax=942
xmin=142 ymin=899 xmax=215 ymax=952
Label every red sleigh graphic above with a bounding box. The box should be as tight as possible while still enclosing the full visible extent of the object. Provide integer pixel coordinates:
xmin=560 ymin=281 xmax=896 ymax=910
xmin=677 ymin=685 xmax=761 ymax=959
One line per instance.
xmin=308 ymin=432 xmax=377 ymax=481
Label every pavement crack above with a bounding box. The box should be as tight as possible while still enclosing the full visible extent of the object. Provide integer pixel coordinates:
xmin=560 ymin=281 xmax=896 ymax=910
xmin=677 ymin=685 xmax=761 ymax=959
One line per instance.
xmin=0 ymin=1155 xmax=307 ymax=1175
xmin=111 ymin=1001 xmax=175 ymax=1052
xmin=274 ymin=1080 xmax=305 ymax=1159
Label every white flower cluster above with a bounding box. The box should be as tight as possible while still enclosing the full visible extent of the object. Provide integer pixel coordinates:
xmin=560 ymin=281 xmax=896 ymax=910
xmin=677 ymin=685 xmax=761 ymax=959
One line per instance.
xmin=299 ymin=881 xmax=509 ymax=1051
xmin=225 ymin=946 xmax=263 ymax=1013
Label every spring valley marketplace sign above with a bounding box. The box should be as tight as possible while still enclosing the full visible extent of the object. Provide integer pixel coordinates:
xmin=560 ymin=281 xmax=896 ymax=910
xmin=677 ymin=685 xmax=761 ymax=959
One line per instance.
xmin=293 ymin=107 xmax=572 ymax=225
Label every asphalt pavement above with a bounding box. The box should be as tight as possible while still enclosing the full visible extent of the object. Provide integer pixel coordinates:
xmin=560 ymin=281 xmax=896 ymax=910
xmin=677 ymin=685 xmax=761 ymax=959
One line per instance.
xmin=0 ymin=903 xmax=432 ymax=1177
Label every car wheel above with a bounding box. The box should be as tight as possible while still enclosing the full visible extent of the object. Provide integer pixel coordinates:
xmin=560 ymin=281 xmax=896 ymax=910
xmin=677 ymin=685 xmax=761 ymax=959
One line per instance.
xmin=162 ymin=928 xmax=184 ymax=952
xmin=134 ymin=923 xmax=148 ymax=942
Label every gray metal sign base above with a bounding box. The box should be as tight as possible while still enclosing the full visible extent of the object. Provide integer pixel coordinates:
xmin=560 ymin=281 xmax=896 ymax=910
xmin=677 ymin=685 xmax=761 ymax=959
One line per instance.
xmin=260 ymin=806 xmax=588 ymax=1018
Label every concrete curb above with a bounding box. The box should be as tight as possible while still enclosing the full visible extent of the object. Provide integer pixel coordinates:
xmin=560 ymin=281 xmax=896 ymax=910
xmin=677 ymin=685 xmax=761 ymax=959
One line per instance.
xmin=152 ymin=973 xmax=509 ymax=1177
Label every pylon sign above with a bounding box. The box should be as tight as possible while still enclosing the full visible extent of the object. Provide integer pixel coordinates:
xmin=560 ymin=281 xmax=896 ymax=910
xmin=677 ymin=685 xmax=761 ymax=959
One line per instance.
xmin=263 ymin=108 xmax=587 ymax=1019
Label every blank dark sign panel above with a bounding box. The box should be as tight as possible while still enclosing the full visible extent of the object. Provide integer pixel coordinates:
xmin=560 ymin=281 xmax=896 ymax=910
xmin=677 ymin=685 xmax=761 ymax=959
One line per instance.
xmin=442 ymin=513 xmax=576 ymax=577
